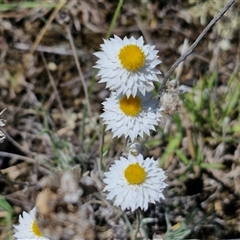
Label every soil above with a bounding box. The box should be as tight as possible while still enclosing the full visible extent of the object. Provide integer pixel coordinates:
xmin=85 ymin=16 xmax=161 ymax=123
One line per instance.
xmin=0 ymin=0 xmax=240 ymax=239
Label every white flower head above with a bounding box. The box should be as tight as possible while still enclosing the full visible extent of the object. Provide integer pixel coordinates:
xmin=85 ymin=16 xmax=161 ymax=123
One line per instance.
xmin=101 ymin=91 xmax=162 ymax=142
xmin=13 ymin=207 xmax=48 ymax=240
xmin=103 ymin=154 xmax=167 ymax=211
xmin=94 ymin=35 xmax=161 ymax=97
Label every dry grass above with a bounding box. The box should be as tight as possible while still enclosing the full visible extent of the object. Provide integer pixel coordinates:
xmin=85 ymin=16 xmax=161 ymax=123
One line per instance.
xmin=0 ymin=0 xmax=240 ymax=239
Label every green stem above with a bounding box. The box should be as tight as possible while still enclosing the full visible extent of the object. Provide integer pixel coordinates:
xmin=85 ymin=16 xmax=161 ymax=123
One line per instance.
xmin=133 ymin=209 xmax=141 ymax=240
xmin=98 ymin=123 xmax=106 ymax=177
xmin=106 ymin=0 xmax=124 ymax=39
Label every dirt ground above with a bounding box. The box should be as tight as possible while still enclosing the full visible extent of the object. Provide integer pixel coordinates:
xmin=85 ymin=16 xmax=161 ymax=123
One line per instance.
xmin=0 ymin=0 xmax=240 ymax=239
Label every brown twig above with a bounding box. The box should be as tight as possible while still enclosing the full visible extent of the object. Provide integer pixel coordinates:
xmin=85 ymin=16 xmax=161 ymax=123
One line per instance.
xmin=2 ymin=131 xmax=37 ymax=158
xmin=65 ymin=25 xmax=92 ymax=118
xmin=0 ymin=151 xmax=35 ymax=163
xmin=157 ymin=0 xmax=236 ymax=99
xmin=15 ymin=43 xmax=87 ymax=56
xmin=29 ymin=0 xmax=67 ymax=55
xmin=0 ymin=169 xmax=36 ymax=187
xmin=40 ymin=52 xmax=68 ymax=122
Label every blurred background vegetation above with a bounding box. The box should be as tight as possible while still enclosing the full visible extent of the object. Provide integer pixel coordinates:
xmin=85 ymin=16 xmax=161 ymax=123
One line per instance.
xmin=0 ymin=0 xmax=240 ymax=239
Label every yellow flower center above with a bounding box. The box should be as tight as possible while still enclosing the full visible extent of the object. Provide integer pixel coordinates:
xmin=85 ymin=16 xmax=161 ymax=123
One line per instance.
xmin=32 ymin=219 xmax=44 ymax=237
xmin=119 ymin=95 xmax=142 ymax=116
xmin=118 ymin=44 xmax=145 ymax=71
xmin=124 ymin=163 xmax=146 ymax=184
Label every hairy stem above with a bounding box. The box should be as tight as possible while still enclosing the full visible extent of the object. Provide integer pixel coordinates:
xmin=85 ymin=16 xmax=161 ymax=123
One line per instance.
xmin=158 ymin=0 xmax=235 ymax=99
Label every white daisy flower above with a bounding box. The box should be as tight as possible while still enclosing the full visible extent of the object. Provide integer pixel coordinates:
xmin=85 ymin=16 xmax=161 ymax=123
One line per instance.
xmin=94 ymin=35 xmax=161 ymax=97
xmin=13 ymin=207 xmax=48 ymax=240
xmin=103 ymin=154 xmax=167 ymax=211
xmin=100 ymin=91 xmax=162 ymax=142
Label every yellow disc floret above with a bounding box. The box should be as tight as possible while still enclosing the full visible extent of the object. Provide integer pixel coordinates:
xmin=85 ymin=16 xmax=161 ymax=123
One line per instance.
xmin=119 ymin=95 xmax=142 ymax=116
xmin=118 ymin=44 xmax=145 ymax=71
xmin=124 ymin=163 xmax=146 ymax=184
xmin=32 ymin=219 xmax=44 ymax=237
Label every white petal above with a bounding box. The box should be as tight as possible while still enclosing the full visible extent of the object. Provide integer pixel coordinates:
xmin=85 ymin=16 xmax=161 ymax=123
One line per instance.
xmin=103 ymin=154 xmax=167 ymax=212
xmin=93 ymin=35 xmax=161 ymax=96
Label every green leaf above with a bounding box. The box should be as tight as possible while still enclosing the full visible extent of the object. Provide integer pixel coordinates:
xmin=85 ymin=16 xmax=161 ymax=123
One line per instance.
xmin=0 ymin=2 xmax=56 ymax=11
xmin=175 ymin=149 xmax=189 ymax=165
xmin=200 ymin=162 xmax=224 ymax=169
xmin=159 ymin=133 xmax=182 ymax=167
